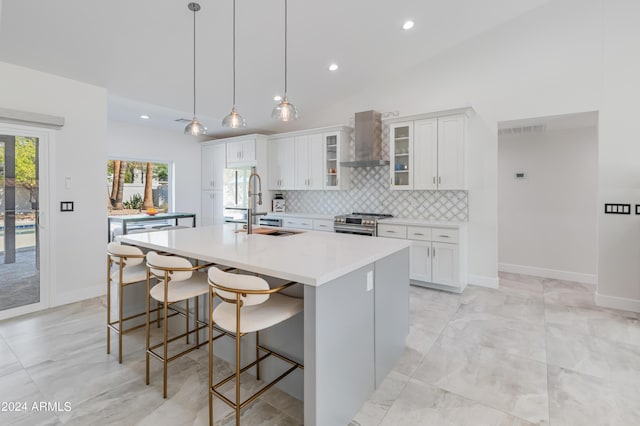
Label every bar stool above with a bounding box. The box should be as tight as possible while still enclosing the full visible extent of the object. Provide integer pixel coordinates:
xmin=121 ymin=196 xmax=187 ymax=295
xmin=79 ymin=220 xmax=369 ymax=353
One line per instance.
xmin=145 ymin=251 xmax=212 ymax=398
xmin=106 ymin=242 xmax=148 ymax=364
xmin=207 ymin=267 xmax=304 ymax=426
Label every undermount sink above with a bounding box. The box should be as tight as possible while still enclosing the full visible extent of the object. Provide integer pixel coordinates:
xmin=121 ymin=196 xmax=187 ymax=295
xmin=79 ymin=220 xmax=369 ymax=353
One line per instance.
xmin=264 ymin=230 xmax=302 ymax=237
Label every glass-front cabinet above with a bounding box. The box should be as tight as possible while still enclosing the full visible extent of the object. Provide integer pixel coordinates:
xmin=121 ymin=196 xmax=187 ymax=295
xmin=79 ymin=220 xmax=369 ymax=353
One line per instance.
xmin=323 ymin=130 xmax=350 ymax=190
xmin=389 ymin=122 xmax=413 ymax=189
xmin=325 ymin=133 xmax=339 ymax=188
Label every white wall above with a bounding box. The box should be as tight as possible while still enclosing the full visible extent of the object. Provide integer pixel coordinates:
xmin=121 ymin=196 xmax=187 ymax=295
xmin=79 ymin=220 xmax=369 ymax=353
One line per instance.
xmin=0 ymin=61 xmax=107 ymax=306
xmin=498 ymin=125 xmax=598 ymax=283
xmin=107 ymin=121 xmax=202 ymax=221
xmin=598 ymin=0 xmax=640 ymax=311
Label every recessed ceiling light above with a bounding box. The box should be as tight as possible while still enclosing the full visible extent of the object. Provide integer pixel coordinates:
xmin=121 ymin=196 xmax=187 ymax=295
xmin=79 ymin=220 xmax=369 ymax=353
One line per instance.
xmin=140 ymin=115 xmax=150 ymax=119
xmin=274 ymin=95 xmax=282 ymax=101
xmin=329 ymin=63 xmax=338 ymax=71
xmin=402 ymin=20 xmax=414 ymax=30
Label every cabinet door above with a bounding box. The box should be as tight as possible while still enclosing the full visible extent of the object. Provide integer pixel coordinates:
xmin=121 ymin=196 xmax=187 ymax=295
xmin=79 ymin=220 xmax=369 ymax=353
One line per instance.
xmin=201 ymin=144 xmax=226 ymax=190
xmin=389 ymin=122 xmax=413 ymax=190
xmin=413 ymin=118 xmax=438 ymax=190
xmin=431 ymin=242 xmax=459 ymax=286
xmin=240 ymin=139 xmax=256 ymax=162
xmin=409 ymin=241 xmax=432 ymax=282
xmin=437 ymin=115 xmax=465 ymax=190
xmin=226 ymin=141 xmax=242 ymax=164
xmin=268 ymin=138 xmax=294 ymax=190
xmin=308 ymin=133 xmax=324 ymax=190
xmin=294 ymin=135 xmax=310 ymax=189
xmin=201 ymin=191 xmax=223 ymax=226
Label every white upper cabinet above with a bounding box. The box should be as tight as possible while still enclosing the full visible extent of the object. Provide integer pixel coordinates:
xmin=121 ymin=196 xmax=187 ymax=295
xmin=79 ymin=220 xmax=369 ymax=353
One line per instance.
xmin=267 ymin=137 xmax=295 ymax=190
xmin=324 ymin=131 xmax=350 ymax=190
xmin=388 ymin=112 xmax=466 ymax=190
xmin=267 ymin=126 xmax=352 ymax=191
xmin=436 ymin=114 xmax=465 ymax=190
xmin=201 ymin=142 xmax=225 ymax=191
xmin=389 ymin=122 xmax=414 ymax=189
xmin=226 ymin=138 xmax=256 ymax=166
xmin=294 ymin=134 xmax=324 ymax=190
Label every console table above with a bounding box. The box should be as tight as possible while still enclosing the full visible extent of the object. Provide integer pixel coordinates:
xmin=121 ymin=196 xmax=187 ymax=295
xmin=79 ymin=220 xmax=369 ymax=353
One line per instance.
xmin=107 ymin=212 xmax=196 ymax=241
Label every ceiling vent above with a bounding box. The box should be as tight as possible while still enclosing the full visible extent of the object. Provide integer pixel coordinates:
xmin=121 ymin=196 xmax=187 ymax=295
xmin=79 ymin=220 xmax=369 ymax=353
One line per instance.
xmin=498 ymin=124 xmax=546 ymax=136
xmin=174 ymin=118 xmax=192 ymax=123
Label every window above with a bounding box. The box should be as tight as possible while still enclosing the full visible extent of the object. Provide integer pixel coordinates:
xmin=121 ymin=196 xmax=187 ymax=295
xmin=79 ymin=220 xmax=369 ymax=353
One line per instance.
xmin=107 ymin=160 xmax=170 ymax=214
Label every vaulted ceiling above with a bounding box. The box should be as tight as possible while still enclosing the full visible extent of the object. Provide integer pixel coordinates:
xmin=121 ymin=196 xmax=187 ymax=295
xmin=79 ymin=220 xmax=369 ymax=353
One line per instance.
xmin=0 ymin=0 xmax=551 ymax=137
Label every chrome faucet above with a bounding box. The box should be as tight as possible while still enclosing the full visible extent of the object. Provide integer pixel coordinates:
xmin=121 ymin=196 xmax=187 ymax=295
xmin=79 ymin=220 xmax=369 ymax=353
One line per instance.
xmin=246 ymin=166 xmax=262 ymax=234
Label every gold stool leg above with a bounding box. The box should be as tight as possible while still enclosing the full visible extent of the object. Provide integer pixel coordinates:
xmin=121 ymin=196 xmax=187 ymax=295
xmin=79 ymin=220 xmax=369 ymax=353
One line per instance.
xmin=235 ymin=295 xmax=241 ymax=426
xmin=186 ymin=299 xmax=190 ymax=344
xmin=256 ymin=330 xmax=260 ymax=380
xmin=107 ymin=257 xmax=111 ymax=355
xmin=145 ymin=271 xmax=151 ymax=386
xmin=118 ymin=277 xmax=124 ymax=364
xmin=208 ymin=288 xmax=214 ymax=426
xmin=195 ymin=295 xmax=200 ymax=347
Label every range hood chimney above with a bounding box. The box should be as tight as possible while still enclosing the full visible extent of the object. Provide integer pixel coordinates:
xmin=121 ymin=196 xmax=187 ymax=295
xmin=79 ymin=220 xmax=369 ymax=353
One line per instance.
xmin=341 ymin=110 xmax=389 ymax=167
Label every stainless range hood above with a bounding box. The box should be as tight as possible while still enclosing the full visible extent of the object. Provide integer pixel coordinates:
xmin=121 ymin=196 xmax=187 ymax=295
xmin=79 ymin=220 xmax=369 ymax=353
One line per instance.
xmin=341 ymin=110 xmax=389 ymax=167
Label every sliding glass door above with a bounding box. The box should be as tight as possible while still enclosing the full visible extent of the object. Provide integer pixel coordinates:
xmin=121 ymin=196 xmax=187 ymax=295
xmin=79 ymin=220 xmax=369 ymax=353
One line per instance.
xmin=0 ymin=126 xmax=50 ymax=318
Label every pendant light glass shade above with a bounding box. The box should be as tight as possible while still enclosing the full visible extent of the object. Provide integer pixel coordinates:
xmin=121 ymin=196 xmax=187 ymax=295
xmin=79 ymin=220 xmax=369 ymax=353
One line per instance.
xmin=222 ymin=0 xmax=246 ymax=128
xmin=272 ymin=0 xmax=298 ymax=121
xmin=185 ymin=2 xmax=206 ymax=136
xmin=271 ymin=95 xmax=298 ymax=121
xmin=185 ymin=117 xmax=206 ymax=135
xmin=222 ymin=106 xmax=246 ymax=128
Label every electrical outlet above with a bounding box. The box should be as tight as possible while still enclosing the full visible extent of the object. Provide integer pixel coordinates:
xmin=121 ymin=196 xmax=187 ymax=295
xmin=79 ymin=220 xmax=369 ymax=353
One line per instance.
xmin=604 ymin=203 xmax=630 ymax=215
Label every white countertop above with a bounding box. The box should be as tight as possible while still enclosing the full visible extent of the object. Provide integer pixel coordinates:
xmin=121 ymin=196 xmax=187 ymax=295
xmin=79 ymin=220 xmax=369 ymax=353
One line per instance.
xmin=119 ymin=224 xmax=409 ymax=286
xmin=265 ymin=212 xmax=335 ymax=221
xmin=377 ymin=217 xmax=465 ymax=228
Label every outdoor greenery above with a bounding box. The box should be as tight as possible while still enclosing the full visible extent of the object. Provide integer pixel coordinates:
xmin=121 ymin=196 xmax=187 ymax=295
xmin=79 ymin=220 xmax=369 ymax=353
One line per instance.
xmin=107 ymin=160 xmax=169 ymax=211
xmin=123 ymin=193 xmax=143 ymax=210
xmin=0 ymin=137 xmax=38 ymax=207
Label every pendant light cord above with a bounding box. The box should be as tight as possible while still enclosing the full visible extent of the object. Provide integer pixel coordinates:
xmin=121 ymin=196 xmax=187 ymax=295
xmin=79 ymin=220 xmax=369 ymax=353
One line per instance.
xmin=284 ymin=0 xmax=288 ymax=96
xmin=193 ymin=6 xmax=197 ymax=117
xmin=233 ymin=0 xmax=237 ymax=107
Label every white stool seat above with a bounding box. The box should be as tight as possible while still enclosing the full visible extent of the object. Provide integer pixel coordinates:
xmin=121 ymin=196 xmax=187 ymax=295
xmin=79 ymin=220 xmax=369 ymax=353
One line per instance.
xmin=149 ymin=271 xmax=209 ymax=303
xmin=213 ymin=293 xmax=303 ymax=334
xmin=110 ymin=263 xmax=147 ymax=284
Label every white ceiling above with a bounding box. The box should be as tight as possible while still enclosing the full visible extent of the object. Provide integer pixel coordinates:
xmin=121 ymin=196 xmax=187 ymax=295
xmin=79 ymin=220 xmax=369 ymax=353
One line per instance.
xmin=0 ymin=0 xmax=552 ymax=138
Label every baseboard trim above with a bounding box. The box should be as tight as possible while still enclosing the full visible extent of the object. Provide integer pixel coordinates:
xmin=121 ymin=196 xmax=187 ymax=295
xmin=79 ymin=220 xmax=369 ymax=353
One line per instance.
xmin=595 ymin=292 xmax=640 ymax=313
xmin=468 ymin=274 xmax=499 ymax=289
xmin=498 ymin=263 xmax=596 ymax=285
xmin=51 ymin=284 xmax=105 ymax=308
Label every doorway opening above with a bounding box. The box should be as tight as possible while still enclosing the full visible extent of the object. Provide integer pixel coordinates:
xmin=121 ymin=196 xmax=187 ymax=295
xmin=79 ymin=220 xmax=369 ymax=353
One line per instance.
xmin=497 ymin=111 xmax=598 ymax=284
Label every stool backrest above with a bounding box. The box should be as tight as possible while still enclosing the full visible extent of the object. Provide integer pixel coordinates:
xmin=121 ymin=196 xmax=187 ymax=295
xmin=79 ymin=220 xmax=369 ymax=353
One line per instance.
xmin=208 ymin=267 xmax=269 ymax=306
xmin=146 ymin=251 xmax=193 ymax=282
xmin=107 ymin=242 xmax=145 ymax=267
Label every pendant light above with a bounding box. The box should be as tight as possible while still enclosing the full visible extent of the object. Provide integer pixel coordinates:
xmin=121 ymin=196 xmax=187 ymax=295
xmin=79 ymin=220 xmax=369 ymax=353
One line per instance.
xmin=185 ymin=2 xmax=207 ymax=136
xmin=222 ymin=0 xmax=246 ymax=128
xmin=272 ymin=0 xmax=299 ymax=121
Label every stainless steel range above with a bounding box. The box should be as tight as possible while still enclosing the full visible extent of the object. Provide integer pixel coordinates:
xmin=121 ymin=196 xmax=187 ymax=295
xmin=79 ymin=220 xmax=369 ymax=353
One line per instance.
xmin=334 ymin=212 xmax=393 ymax=236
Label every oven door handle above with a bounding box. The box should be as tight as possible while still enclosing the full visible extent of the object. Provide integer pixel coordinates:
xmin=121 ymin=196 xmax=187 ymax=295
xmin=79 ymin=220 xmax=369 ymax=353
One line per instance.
xmin=334 ymin=225 xmax=375 ymax=234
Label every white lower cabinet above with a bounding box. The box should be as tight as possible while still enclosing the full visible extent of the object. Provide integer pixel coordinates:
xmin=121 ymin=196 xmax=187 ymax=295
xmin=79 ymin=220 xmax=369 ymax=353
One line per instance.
xmin=379 ymin=222 xmax=466 ymax=293
xmin=283 ymin=217 xmax=313 ymax=230
xmin=201 ymin=191 xmax=223 ymax=226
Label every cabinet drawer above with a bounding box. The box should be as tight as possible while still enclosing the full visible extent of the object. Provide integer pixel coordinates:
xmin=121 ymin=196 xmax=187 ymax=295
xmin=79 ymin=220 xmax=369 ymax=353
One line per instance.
xmin=377 ymin=224 xmax=407 ymax=239
xmin=313 ymin=219 xmax=334 ymax=232
xmin=407 ymin=226 xmax=431 ymax=241
xmin=283 ymin=218 xmax=313 ymax=230
xmin=431 ymin=228 xmax=459 ymax=243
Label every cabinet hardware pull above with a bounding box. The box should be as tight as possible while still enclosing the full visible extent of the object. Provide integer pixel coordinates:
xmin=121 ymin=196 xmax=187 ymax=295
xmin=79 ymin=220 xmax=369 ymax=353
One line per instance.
xmin=413 ymin=233 xmax=424 ymax=236
xmin=433 ymin=248 xmax=435 ymax=258
xmin=387 ymin=230 xmax=396 ymax=233
xmin=433 ymin=177 xmax=436 ymax=184
xmin=427 ymin=247 xmax=430 ymax=256
xmin=438 ymin=176 xmax=441 ymax=184
xmin=438 ymin=235 xmax=449 ymax=238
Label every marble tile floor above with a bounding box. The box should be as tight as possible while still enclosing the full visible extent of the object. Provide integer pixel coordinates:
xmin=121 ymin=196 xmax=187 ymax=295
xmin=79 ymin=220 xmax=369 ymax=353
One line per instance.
xmin=1 ymin=273 xmax=639 ymax=425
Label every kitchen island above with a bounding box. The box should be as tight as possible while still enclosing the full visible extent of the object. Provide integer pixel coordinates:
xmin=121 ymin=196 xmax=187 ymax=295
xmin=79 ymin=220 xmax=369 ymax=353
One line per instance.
xmin=119 ymin=224 xmax=410 ymax=425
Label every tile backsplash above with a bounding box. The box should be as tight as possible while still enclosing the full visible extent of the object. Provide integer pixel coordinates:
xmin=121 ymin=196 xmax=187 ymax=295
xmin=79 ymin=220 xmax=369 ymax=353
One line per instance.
xmin=280 ymin=166 xmax=468 ymax=221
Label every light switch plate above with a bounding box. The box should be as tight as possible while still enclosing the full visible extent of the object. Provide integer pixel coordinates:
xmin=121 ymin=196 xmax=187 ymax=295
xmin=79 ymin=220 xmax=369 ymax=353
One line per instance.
xmin=60 ymin=201 xmax=74 ymax=212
